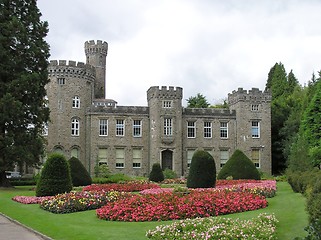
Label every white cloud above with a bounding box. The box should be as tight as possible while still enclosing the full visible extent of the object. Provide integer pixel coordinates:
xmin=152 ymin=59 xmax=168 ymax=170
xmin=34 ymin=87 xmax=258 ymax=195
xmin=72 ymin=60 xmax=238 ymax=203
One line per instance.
xmin=38 ymin=0 xmax=321 ymax=106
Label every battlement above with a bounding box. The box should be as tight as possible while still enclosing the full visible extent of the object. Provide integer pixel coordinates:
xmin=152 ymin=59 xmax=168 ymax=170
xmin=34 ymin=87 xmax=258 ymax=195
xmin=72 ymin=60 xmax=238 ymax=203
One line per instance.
xmin=228 ymin=87 xmax=271 ymax=105
xmin=48 ymin=60 xmax=95 ymax=82
xmin=147 ymin=86 xmax=183 ymax=101
xmin=84 ymin=40 xmax=108 ymax=56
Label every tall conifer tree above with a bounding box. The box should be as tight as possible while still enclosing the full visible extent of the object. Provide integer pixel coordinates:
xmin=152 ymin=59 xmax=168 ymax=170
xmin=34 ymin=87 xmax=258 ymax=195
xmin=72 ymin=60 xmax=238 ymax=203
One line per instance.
xmin=0 ymin=0 xmax=50 ymax=186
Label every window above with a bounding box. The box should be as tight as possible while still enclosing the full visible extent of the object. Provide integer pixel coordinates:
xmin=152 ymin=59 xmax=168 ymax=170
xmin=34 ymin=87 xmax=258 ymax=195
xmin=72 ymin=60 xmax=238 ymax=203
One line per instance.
xmin=164 ymin=118 xmax=172 ymax=136
xmin=251 ymin=104 xmax=259 ymax=111
xmin=220 ymin=122 xmax=228 ymax=138
xmin=116 ymin=119 xmax=125 ymax=136
xmin=133 ymin=120 xmax=142 ymax=137
xmin=57 ymin=78 xmax=65 ymax=85
xmin=71 ymin=148 xmax=79 ymax=158
xmin=220 ymin=150 xmax=229 ymax=168
xmin=163 ymin=100 xmax=172 ymax=108
xmin=72 ymin=96 xmax=80 ymax=108
xmin=187 ymin=150 xmax=195 ymax=168
xmin=132 ymin=149 xmax=142 ymax=168
xmin=99 ymin=119 xmax=108 ymax=136
xmin=98 ymin=148 xmax=108 ymax=165
xmin=204 ymin=121 xmax=212 ymax=138
xmin=251 ymin=121 xmax=260 ymax=138
xmin=187 ymin=121 xmax=196 ymax=138
xmin=116 ymin=148 xmax=125 ymax=168
xmin=251 ymin=149 xmax=260 ymax=168
xmin=71 ymin=118 xmax=79 ymax=136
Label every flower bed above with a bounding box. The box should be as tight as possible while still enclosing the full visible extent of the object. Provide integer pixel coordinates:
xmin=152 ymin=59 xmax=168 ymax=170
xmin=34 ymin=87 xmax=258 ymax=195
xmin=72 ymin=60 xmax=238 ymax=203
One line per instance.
xmin=83 ymin=181 xmax=160 ymax=192
xmin=146 ymin=213 xmax=278 ymax=239
xmin=96 ymin=189 xmax=267 ymax=221
xmin=40 ymin=191 xmax=122 ymax=214
xmin=12 ymin=196 xmax=53 ymax=204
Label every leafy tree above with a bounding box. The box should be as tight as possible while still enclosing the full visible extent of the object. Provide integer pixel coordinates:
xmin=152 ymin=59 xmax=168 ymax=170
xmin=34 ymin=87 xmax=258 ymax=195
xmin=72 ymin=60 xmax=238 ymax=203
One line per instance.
xmin=187 ymin=150 xmax=216 ymax=188
xmin=186 ymin=93 xmax=210 ymax=108
xmin=265 ymin=62 xmax=300 ymax=174
xmin=0 ymin=0 xmax=50 ymax=187
xmin=36 ymin=153 xmax=72 ymax=197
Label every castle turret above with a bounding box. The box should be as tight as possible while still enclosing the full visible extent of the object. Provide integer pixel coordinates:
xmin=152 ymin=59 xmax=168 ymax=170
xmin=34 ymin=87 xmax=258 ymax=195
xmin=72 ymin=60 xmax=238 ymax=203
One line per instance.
xmin=85 ymin=40 xmax=108 ymax=99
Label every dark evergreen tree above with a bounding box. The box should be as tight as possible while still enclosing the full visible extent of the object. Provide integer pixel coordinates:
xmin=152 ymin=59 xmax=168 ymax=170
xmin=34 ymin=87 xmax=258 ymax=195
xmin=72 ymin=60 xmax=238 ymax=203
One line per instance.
xmin=0 ymin=0 xmax=50 ymax=187
xmin=186 ymin=93 xmax=210 ymax=108
xmin=149 ymin=163 xmax=164 ymax=182
xmin=36 ymin=153 xmax=72 ymax=197
xmin=187 ymin=150 xmax=216 ymax=188
xmin=69 ymin=157 xmax=92 ymax=187
xmin=218 ymin=149 xmax=260 ymax=180
xmin=265 ymin=62 xmax=300 ymax=174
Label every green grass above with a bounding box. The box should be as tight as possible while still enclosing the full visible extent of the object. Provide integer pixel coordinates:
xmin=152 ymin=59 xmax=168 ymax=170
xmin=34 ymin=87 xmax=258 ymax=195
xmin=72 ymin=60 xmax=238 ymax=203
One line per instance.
xmin=0 ymin=182 xmax=308 ymax=239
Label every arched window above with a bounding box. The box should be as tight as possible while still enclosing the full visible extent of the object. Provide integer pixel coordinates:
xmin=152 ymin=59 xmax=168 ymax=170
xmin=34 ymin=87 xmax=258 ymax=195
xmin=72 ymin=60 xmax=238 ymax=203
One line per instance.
xmin=71 ymin=118 xmax=79 ymax=136
xmin=72 ymin=96 xmax=80 ymax=108
xmin=71 ymin=147 xmax=79 ymax=159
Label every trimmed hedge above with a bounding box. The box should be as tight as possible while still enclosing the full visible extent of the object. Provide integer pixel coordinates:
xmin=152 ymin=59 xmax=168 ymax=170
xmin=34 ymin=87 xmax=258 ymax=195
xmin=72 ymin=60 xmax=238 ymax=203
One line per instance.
xmin=69 ymin=157 xmax=92 ymax=187
xmin=187 ymin=150 xmax=216 ymax=188
xmin=149 ymin=163 xmax=164 ymax=182
xmin=218 ymin=149 xmax=260 ymax=180
xmin=36 ymin=153 xmax=72 ymax=197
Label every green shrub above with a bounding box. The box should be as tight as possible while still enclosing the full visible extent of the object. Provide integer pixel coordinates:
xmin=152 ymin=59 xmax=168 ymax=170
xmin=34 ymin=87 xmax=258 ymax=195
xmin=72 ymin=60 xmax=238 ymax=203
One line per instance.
xmin=36 ymin=153 xmax=72 ymax=197
xmin=306 ymin=178 xmax=321 ymax=239
xmin=218 ymin=149 xmax=260 ymax=180
xmin=94 ymin=164 xmax=111 ymax=178
xmin=163 ymin=168 xmax=177 ymax=179
xmin=92 ymin=174 xmax=133 ymax=184
xmin=187 ymin=150 xmax=216 ymax=188
xmin=149 ymin=163 xmax=164 ymax=182
xmin=69 ymin=157 xmax=92 ymax=187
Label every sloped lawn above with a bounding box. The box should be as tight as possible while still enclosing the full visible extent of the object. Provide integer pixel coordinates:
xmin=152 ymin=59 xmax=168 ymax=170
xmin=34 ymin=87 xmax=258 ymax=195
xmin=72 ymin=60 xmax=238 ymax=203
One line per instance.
xmin=0 ymin=182 xmax=308 ymax=239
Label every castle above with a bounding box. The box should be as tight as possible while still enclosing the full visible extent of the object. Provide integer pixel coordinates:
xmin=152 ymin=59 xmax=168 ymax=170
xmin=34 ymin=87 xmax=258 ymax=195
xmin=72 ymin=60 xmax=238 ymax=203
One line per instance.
xmin=45 ymin=40 xmax=272 ymax=177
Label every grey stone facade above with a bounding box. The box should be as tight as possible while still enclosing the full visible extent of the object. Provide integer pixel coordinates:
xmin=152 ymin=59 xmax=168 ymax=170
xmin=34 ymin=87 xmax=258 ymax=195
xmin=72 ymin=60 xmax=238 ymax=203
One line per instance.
xmin=45 ymin=40 xmax=272 ymax=177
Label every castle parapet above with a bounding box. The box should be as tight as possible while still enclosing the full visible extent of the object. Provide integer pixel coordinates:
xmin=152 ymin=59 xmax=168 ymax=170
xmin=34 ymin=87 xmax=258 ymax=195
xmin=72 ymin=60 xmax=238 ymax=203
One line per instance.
xmin=48 ymin=60 xmax=96 ymax=82
xmin=147 ymin=86 xmax=183 ymax=101
xmin=228 ymin=87 xmax=271 ymax=105
xmin=84 ymin=40 xmax=108 ymax=56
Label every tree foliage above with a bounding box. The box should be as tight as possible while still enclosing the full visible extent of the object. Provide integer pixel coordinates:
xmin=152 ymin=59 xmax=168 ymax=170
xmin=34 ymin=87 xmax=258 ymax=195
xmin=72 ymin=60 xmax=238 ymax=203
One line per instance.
xmin=186 ymin=93 xmax=210 ymax=108
xmin=0 ymin=0 xmax=50 ymax=186
xmin=187 ymin=150 xmax=216 ymax=188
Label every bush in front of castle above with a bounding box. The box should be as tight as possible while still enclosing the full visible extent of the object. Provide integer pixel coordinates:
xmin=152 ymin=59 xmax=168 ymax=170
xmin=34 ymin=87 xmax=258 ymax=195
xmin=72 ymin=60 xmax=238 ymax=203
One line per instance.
xmin=218 ymin=149 xmax=261 ymax=180
xmin=36 ymin=153 xmax=72 ymax=196
xmin=187 ymin=150 xmax=216 ymax=188
xmin=69 ymin=157 xmax=92 ymax=187
xmin=149 ymin=163 xmax=165 ymax=182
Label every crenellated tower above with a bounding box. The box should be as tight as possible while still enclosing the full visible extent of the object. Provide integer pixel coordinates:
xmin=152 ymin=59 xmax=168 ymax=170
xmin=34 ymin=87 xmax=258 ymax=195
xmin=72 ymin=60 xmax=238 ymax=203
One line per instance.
xmin=147 ymin=86 xmax=183 ymax=175
xmin=85 ymin=40 xmax=108 ymax=99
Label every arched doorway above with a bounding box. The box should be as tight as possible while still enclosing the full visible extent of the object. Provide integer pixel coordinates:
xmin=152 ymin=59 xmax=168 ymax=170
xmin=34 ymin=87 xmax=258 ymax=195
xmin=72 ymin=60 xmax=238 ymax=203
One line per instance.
xmin=161 ymin=150 xmax=173 ymax=170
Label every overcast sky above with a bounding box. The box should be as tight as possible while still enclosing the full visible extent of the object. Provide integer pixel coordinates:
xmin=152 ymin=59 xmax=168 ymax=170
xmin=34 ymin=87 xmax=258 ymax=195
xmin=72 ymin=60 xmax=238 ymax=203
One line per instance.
xmin=37 ymin=0 xmax=321 ymax=106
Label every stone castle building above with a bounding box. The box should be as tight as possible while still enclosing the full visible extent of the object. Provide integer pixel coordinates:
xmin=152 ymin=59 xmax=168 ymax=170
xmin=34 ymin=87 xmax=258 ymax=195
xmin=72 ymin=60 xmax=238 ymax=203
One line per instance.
xmin=45 ymin=40 xmax=272 ymax=177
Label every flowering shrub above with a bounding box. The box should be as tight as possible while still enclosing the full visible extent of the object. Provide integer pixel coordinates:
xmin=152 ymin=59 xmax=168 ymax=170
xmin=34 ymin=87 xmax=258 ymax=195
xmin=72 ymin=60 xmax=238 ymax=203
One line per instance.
xmin=40 ymin=191 xmax=122 ymax=214
xmin=96 ymin=189 xmax=267 ymax=221
xmin=12 ymin=196 xmax=53 ymax=204
xmin=216 ymin=180 xmax=277 ymax=198
xmin=83 ymin=181 xmax=160 ymax=192
xmin=161 ymin=178 xmax=186 ymax=184
xmin=140 ymin=188 xmax=173 ymax=195
xmin=146 ymin=213 xmax=278 ymax=239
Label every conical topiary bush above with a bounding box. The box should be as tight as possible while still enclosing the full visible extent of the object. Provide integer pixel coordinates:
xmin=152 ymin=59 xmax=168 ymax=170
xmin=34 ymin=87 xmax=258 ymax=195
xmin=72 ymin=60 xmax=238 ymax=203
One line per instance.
xmin=69 ymin=157 xmax=92 ymax=187
xmin=187 ymin=150 xmax=216 ymax=188
xmin=217 ymin=149 xmax=261 ymax=180
xmin=36 ymin=153 xmax=72 ymax=196
xmin=149 ymin=163 xmax=165 ymax=182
